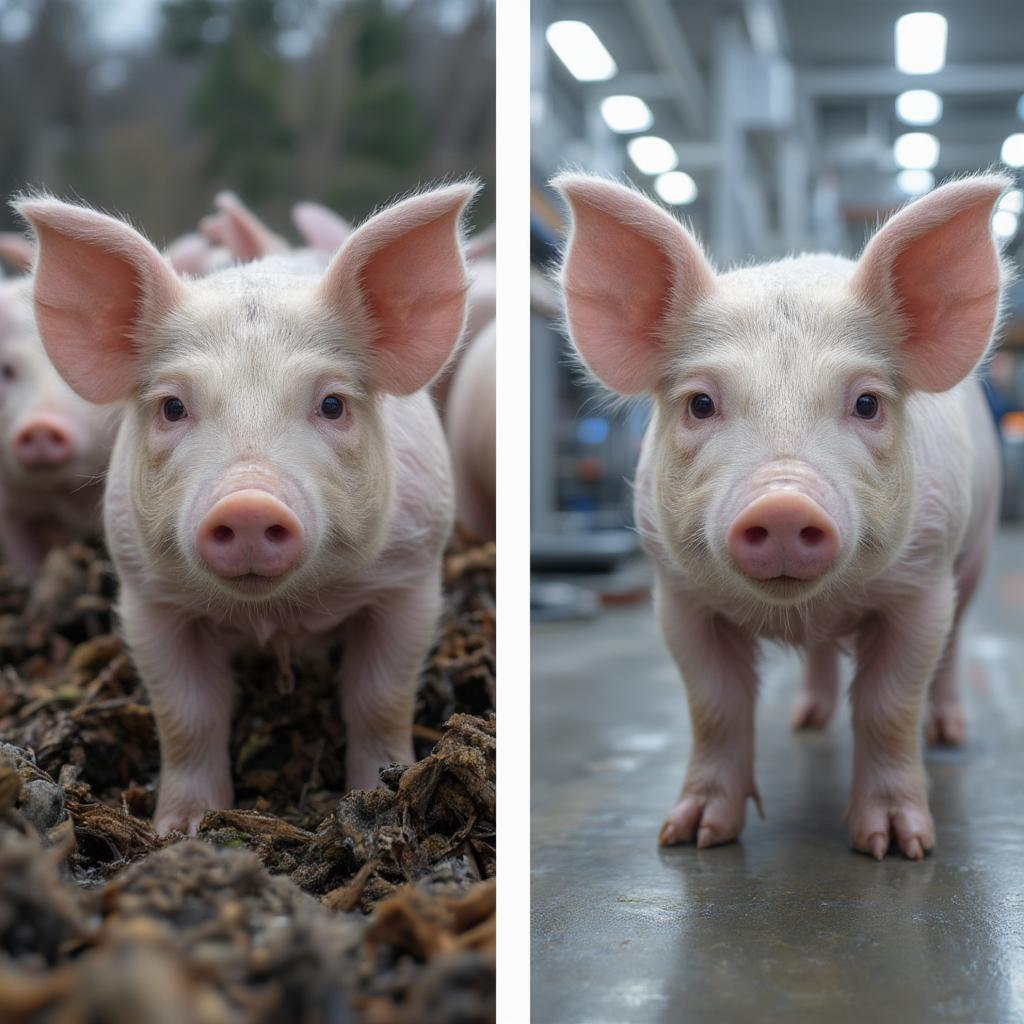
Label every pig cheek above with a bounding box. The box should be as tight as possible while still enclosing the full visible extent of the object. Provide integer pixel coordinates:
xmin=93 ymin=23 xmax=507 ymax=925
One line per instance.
xmin=316 ymin=417 xmax=393 ymax=567
xmin=848 ymin=430 xmax=913 ymax=576
xmin=132 ymin=424 xmax=195 ymax=571
xmin=656 ymin=421 xmax=721 ymax=577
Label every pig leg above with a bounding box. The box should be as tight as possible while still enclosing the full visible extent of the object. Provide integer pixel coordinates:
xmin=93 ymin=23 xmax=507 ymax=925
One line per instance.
xmin=657 ymin=581 xmax=760 ymax=849
xmin=119 ymin=589 xmax=236 ymax=836
xmin=792 ymin=641 xmax=840 ymax=730
xmin=339 ymin=578 xmax=442 ymax=790
xmin=847 ymin=577 xmax=955 ymax=860
xmin=926 ymin=524 xmax=990 ymax=746
xmin=0 ymin=514 xmax=53 ymax=575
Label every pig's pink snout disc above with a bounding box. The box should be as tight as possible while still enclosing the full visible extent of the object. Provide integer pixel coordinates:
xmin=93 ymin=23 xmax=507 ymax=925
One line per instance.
xmin=196 ymin=489 xmax=304 ymax=579
xmin=12 ymin=414 xmax=76 ymax=468
xmin=727 ymin=491 xmax=838 ymax=582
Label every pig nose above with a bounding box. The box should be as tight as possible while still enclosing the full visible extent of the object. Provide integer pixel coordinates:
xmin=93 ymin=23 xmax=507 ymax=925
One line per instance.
xmin=196 ymin=489 xmax=304 ymax=579
xmin=727 ymin=492 xmax=838 ymax=581
xmin=13 ymin=415 xmax=75 ymax=468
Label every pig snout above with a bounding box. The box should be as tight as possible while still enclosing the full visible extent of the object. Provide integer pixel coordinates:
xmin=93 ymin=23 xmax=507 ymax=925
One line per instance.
xmin=196 ymin=489 xmax=304 ymax=578
xmin=12 ymin=414 xmax=76 ymax=468
xmin=727 ymin=491 xmax=838 ymax=582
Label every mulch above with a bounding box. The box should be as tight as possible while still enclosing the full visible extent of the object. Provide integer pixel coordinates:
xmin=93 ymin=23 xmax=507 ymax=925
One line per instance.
xmin=0 ymin=535 xmax=496 ymax=1023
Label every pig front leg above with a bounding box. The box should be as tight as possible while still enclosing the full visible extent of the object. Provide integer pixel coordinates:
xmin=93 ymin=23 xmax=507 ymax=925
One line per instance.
xmin=657 ymin=580 xmax=760 ymax=849
xmin=119 ymin=588 xmax=236 ymax=836
xmin=848 ymin=577 xmax=956 ymax=860
xmin=339 ymin=578 xmax=442 ymax=790
xmin=792 ymin=640 xmax=840 ymax=730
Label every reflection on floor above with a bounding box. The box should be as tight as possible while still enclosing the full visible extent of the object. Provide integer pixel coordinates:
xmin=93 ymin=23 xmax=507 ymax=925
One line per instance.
xmin=531 ymin=527 xmax=1024 ymax=1024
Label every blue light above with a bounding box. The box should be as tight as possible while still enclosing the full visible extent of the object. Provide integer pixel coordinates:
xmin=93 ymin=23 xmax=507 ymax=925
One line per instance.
xmin=1018 ymin=94 xmax=1024 ymax=122
xmin=577 ymin=417 xmax=610 ymax=445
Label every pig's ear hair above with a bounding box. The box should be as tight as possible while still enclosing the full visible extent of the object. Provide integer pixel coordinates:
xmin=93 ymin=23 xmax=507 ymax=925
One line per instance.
xmin=318 ymin=181 xmax=480 ymax=395
xmin=14 ymin=196 xmax=186 ymax=403
xmin=465 ymin=224 xmax=496 ymax=261
xmin=292 ymin=202 xmax=352 ymax=253
xmin=852 ymin=174 xmax=1012 ymax=392
xmin=0 ymin=232 xmax=34 ymax=273
xmin=200 ymin=191 xmax=289 ymax=263
xmin=552 ymin=173 xmax=716 ymax=396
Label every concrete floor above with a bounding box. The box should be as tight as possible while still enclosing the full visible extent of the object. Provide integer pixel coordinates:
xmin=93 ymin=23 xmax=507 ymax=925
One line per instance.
xmin=532 ymin=528 xmax=1024 ymax=1024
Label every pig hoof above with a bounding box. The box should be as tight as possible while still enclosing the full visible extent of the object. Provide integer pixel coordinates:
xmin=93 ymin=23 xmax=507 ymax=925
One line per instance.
xmin=791 ymin=695 xmax=835 ymax=730
xmin=659 ymin=791 xmax=747 ymax=849
xmin=848 ymin=798 xmax=933 ymax=861
xmin=925 ymin=704 xmax=966 ymax=747
xmin=154 ymin=808 xmax=207 ymax=838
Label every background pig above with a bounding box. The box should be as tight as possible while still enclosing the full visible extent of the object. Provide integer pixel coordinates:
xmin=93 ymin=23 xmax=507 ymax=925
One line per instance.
xmin=0 ymin=272 xmax=118 ymax=571
xmin=554 ymin=172 xmax=1008 ymax=861
xmin=445 ymin=320 xmax=496 ymax=541
xmin=18 ymin=181 xmax=478 ymax=836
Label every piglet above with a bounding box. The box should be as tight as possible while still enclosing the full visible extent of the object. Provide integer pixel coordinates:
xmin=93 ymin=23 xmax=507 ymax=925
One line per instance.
xmin=445 ymin=320 xmax=496 ymax=541
xmin=554 ymin=172 xmax=1008 ymax=860
xmin=18 ymin=182 xmax=478 ymax=835
xmin=0 ymin=272 xmax=118 ymax=570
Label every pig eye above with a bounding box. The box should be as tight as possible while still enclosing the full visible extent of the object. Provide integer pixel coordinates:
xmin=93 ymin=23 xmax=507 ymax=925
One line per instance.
xmin=854 ymin=393 xmax=879 ymax=420
xmin=319 ymin=395 xmax=346 ymax=420
xmin=689 ymin=393 xmax=716 ymax=419
xmin=0 ymin=363 xmax=14 ymax=382
xmin=162 ymin=397 xmax=187 ymax=422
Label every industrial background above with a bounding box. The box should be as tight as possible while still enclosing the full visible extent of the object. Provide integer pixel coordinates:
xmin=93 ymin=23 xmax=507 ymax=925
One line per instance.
xmin=530 ymin=2 xmax=1024 ymax=1021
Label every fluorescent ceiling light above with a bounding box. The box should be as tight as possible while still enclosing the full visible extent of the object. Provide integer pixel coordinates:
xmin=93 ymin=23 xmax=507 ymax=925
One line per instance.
xmin=627 ymin=136 xmax=678 ymax=175
xmin=895 ymin=13 xmax=947 ymax=74
xmin=546 ymin=21 xmax=617 ymax=82
xmin=1001 ymin=133 xmax=1024 ymax=167
xmin=895 ymin=89 xmax=942 ymax=126
xmin=894 ymin=132 xmax=939 ymax=170
xmin=992 ymin=210 xmax=1019 ymax=242
xmin=600 ymin=95 xmax=653 ymax=133
xmin=897 ymin=169 xmax=934 ymax=195
xmin=656 ymin=171 xmax=698 ymax=205
xmin=998 ymin=189 xmax=1024 ymax=215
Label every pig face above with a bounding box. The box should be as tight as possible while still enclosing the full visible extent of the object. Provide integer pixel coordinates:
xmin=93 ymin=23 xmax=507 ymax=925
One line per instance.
xmin=17 ymin=183 xmax=478 ymax=610
xmin=0 ymin=279 xmax=117 ymax=493
xmin=555 ymin=174 xmax=1008 ymax=610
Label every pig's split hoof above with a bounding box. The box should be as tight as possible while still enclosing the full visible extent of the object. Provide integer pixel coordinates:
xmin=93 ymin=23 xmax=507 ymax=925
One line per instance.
xmin=848 ymin=797 xmax=934 ymax=861
xmin=658 ymin=790 xmax=748 ymax=849
xmin=925 ymin=704 xmax=966 ymax=747
xmin=791 ymin=695 xmax=835 ymax=731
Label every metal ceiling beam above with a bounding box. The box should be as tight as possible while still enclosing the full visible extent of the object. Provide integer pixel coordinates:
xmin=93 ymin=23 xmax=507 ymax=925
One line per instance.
xmin=625 ymin=0 xmax=707 ymax=136
xmin=802 ymin=64 xmax=1024 ymax=98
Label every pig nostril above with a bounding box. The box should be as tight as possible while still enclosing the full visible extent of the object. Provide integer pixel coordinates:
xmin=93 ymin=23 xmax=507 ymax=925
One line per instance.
xmin=744 ymin=526 xmax=768 ymax=546
xmin=48 ymin=430 xmax=62 ymax=445
xmin=800 ymin=526 xmax=825 ymax=546
xmin=212 ymin=525 xmax=234 ymax=544
xmin=265 ymin=524 xmax=289 ymax=544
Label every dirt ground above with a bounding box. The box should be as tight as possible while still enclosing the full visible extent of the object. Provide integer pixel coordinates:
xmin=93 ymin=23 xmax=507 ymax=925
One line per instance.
xmin=0 ymin=536 xmax=495 ymax=1023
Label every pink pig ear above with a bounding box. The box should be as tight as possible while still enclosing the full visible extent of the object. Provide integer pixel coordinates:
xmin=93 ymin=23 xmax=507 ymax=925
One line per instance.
xmin=292 ymin=202 xmax=352 ymax=253
xmin=553 ymin=174 xmax=716 ymax=395
xmin=201 ymin=191 xmax=289 ymax=263
xmin=0 ymin=232 xmax=34 ymax=273
xmin=852 ymin=175 xmax=1011 ymax=392
xmin=318 ymin=182 xmax=479 ymax=395
xmin=15 ymin=198 xmax=185 ymax=403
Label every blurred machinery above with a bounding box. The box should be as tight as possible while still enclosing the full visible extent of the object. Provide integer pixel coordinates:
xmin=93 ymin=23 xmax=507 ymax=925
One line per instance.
xmin=531 ymin=0 xmax=1024 ymax=580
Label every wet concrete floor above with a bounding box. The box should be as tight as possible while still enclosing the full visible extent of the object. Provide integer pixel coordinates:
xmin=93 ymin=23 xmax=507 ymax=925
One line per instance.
xmin=532 ymin=528 xmax=1024 ymax=1023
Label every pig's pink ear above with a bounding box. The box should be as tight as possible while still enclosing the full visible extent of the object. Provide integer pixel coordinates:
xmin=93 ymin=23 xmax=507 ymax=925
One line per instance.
xmin=0 ymin=232 xmax=34 ymax=273
xmin=553 ymin=174 xmax=716 ymax=395
xmin=851 ymin=175 xmax=1010 ymax=392
xmin=292 ymin=202 xmax=352 ymax=253
xmin=15 ymin=198 xmax=185 ymax=403
xmin=318 ymin=182 xmax=479 ymax=395
xmin=201 ymin=191 xmax=289 ymax=263
xmin=164 ymin=232 xmax=213 ymax=276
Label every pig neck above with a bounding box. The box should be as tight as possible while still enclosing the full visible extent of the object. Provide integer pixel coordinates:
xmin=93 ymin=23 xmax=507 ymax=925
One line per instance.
xmin=637 ymin=381 xmax=991 ymax=647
